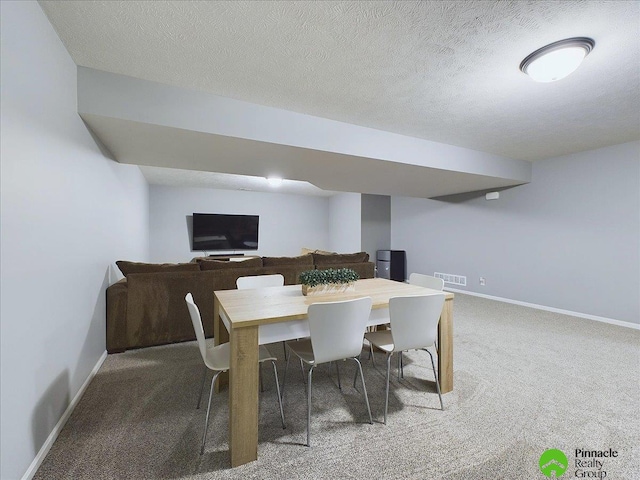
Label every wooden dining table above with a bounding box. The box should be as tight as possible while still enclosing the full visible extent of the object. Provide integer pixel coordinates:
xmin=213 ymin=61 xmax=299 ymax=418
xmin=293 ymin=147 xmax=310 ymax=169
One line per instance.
xmin=213 ymin=277 xmax=454 ymax=467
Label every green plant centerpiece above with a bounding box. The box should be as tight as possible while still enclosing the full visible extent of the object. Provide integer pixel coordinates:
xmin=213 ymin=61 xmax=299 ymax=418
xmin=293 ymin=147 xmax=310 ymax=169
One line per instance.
xmin=299 ymin=268 xmax=359 ymax=296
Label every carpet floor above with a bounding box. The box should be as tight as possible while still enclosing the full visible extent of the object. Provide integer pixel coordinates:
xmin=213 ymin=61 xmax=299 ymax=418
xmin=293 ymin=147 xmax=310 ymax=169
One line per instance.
xmin=34 ymin=294 xmax=640 ymax=479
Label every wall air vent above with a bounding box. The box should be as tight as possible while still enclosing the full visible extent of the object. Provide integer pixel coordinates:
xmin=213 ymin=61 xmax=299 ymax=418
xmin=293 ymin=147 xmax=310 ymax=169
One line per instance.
xmin=434 ymin=272 xmax=467 ymax=286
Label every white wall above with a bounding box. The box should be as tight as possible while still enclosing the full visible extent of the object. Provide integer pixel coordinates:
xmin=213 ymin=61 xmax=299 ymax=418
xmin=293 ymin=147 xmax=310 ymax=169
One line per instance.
xmin=149 ymin=185 xmax=331 ymax=262
xmin=328 ymin=193 xmax=362 ymax=253
xmin=0 ymin=3 xmax=149 ymax=479
xmin=391 ymin=141 xmax=640 ymax=324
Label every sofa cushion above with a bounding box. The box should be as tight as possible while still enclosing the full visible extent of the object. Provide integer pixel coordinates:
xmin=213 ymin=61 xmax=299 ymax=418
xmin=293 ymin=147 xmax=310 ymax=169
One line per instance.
xmin=199 ymin=257 xmax=263 ymax=270
xmin=262 ymin=254 xmax=313 ymax=267
xmin=116 ymin=260 xmax=200 ymax=277
xmin=312 ymin=252 xmax=370 ymax=265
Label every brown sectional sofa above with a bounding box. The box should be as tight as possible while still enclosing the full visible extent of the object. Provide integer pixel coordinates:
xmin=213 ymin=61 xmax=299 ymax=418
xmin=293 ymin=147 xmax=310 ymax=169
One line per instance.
xmin=106 ymin=252 xmax=374 ymax=353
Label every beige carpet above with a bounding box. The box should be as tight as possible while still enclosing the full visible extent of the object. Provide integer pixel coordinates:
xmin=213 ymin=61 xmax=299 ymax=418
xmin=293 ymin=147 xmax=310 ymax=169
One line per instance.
xmin=34 ymin=294 xmax=640 ymax=479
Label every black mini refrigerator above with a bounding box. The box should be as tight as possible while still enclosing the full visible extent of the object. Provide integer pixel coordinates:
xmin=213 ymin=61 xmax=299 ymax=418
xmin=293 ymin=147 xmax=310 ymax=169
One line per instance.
xmin=376 ymin=250 xmax=406 ymax=282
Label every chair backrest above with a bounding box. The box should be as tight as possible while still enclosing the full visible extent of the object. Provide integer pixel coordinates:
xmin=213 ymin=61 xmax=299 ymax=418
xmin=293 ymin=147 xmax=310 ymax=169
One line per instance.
xmin=236 ymin=274 xmax=285 ymax=290
xmin=307 ymin=297 xmax=372 ymax=365
xmin=389 ymin=294 xmax=446 ymax=352
xmin=409 ymin=273 xmax=444 ymax=291
xmin=185 ymin=293 xmax=208 ymax=363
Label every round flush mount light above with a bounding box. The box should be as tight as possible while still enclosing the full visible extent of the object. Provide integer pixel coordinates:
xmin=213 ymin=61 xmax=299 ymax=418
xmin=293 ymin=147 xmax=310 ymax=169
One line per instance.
xmin=520 ymin=37 xmax=595 ymax=83
xmin=266 ymin=176 xmax=283 ymax=187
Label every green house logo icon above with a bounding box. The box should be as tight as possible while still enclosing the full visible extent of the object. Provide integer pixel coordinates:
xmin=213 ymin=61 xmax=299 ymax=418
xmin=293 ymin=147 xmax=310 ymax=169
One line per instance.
xmin=539 ymin=449 xmax=568 ymax=477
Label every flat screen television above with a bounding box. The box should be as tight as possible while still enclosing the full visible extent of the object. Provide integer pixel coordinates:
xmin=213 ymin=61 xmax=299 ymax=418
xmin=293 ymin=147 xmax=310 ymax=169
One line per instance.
xmin=192 ymin=213 xmax=259 ymax=251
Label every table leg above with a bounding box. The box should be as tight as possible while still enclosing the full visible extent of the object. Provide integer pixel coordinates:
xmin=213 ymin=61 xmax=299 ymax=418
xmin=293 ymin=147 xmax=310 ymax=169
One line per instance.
xmin=213 ymin=298 xmax=230 ymax=392
xmin=437 ymin=298 xmax=453 ymax=393
xmin=229 ymin=325 xmax=259 ymax=467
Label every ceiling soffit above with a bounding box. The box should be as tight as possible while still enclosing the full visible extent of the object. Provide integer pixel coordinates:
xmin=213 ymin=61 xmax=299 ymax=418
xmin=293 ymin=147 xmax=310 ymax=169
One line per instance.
xmin=77 ymin=68 xmax=531 ymax=198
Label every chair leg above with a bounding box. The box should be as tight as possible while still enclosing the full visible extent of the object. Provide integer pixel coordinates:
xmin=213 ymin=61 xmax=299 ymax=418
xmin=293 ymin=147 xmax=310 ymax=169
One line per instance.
xmin=282 ymin=340 xmax=288 ymax=361
xmin=281 ymin=346 xmax=291 ymax=398
xmin=397 ymin=351 xmax=402 ymax=380
xmin=335 ymin=361 xmax=342 ymax=391
xmin=299 ymin=358 xmax=307 ymax=392
xmin=270 ymin=360 xmax=286 ymax=429
xmin=260 ymin=362 xmax=264 ymax=393
xmin=197 ymin=366 xmax=207 ymax=409
xmin=299 ymin=358 xmax=307 ymax=385
xmin=369 ymin=342 xmax=375 ymax=366
xmin=307 ymin=366 xmax=315 ymax=447
xmin=352 ymin=357 xmax=373 ymax=425
xmin=353 ymin=353 xmax=361 ymax=388
xmin=384 ymin=353 xmax=392 ymax=425
xmin=201 ymin=370 xmax=222 ymax=455
xmin=426 ymin=348 xmax=444 ymax=411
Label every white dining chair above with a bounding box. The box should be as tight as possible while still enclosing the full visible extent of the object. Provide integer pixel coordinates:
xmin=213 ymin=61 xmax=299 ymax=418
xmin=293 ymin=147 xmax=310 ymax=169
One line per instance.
xmin=185 ymin=293 xmax=285 ymax=454
xmin=236 ymin=274 xmax=288 ymax=360
xmin=408 ymin=272 xmax=444 ymax=291
xmin=282 ymin=296 xmax=373 ymax=447
xmin=364 ymin=294 xmax=446 ymax=424
xmin=407 ymin=272 xmax=445 ymax=360
xmin=368 ymin=273 xmax=445 ymax=372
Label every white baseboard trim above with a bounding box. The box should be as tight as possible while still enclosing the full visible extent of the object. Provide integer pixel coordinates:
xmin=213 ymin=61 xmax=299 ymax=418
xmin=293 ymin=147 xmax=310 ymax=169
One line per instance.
xmin=22 ymin=350 xmax=108 ymax=480
xmin=444 ymin=287 xmax=640 ymax=330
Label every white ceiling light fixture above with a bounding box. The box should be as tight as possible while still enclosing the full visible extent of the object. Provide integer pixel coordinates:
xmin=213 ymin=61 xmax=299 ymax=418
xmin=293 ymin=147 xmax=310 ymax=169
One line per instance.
xmin=520 ymin=37 xmax=595 ymax=83
xmin=266 ymin=176 xmax=283 ymax=187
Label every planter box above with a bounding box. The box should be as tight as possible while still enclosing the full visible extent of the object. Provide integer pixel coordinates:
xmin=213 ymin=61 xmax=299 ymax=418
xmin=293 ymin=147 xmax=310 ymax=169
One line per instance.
xmin=301 ymin=282 xmax=355 ymax=296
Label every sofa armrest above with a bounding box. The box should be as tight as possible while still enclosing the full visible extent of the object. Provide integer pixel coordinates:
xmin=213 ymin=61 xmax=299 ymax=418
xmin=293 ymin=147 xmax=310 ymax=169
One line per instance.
xmin=106 ymin=279 xmax=129 ymax=353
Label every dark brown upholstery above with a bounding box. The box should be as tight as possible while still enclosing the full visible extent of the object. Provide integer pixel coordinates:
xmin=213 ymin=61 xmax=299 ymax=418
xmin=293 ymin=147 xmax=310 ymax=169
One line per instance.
xmin=105 ymin=279 xmax=129 ymax=352
xmin=198 ymin=257 xmax=263 ymax=270
xmin=262 ymin=254 xmax=313 ymax=267
xmin=116 ymin=260 xmax=199 ymax=276
xmin=106 ymin=253 xmax=374 ymax=353
xmin=312 ymin=252 xmax=370 ymax=265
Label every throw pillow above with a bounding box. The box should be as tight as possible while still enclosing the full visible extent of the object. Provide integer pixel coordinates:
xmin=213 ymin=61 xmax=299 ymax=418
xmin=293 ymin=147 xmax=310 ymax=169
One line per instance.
xmin=301 ymin=247 xmax=335 ymax=255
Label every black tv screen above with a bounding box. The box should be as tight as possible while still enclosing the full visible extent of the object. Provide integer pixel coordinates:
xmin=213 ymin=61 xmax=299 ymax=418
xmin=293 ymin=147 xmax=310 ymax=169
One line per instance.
xmin=192 ymin=213 xmax=259 ymax=251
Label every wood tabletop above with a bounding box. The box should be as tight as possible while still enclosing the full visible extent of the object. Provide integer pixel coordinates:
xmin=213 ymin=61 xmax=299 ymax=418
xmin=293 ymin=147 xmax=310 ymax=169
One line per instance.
xmin=215 ymin=277 xmax=454 ymax=329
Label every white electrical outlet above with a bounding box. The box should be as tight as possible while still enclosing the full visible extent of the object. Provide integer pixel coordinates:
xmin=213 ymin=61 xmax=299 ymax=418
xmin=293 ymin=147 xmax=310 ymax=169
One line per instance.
xmin=434 ymin=272 xmax=467 ymax=286
xmin=479 ymin=277 xmax=486 ymax=286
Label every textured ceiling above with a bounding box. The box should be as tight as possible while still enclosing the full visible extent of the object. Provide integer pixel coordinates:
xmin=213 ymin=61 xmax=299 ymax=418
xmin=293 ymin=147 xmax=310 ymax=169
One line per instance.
xmin=39 ymin=0 xmax=639 ymax=165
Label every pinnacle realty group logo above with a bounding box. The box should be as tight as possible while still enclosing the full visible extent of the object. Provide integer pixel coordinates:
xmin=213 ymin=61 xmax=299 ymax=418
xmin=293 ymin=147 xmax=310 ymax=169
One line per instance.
xmin=539 ymin=449 xmax=568 ymax=477
xmin=539 ymin=448 xmax=618 ymax=478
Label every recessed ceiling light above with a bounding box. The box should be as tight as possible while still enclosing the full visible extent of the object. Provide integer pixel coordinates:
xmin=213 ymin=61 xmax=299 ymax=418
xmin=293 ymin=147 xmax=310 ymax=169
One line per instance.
xmin=520 ymin=37 xmax=595 ymax=83
xmin=266 ymin=176 xmax=283 ymax=187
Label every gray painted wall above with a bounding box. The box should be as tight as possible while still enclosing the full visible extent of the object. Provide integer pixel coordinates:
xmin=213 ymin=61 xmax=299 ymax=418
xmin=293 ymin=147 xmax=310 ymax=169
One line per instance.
xmin=0 ymin=3 xmax=149 ymax=479
xmin=361 ymin=194 xmax=391 ymax=263
xmin=328 ymin=193 xmax=362 ymax=253
xmin=149 ymin=185 xmax=331 ymax=262
xmin=391 ymin=141 xmax=640 ymax=324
